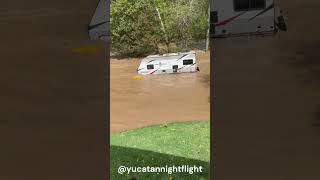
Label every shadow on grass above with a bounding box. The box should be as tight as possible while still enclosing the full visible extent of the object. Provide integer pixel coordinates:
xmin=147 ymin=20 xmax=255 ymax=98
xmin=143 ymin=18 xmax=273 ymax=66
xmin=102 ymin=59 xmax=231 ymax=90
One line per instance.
xmin=111 ymin=145 xmax=209 ymax=180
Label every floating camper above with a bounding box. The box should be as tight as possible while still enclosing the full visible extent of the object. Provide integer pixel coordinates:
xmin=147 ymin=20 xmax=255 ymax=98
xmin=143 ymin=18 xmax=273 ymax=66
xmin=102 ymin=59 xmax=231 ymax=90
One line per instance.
xmin=137 ymin=51 xmax=200 ymax=75
xmin=88 ymin=0 xmax=109 ymax=41
xmin=210 ymin=0 xmax=287 ymax=38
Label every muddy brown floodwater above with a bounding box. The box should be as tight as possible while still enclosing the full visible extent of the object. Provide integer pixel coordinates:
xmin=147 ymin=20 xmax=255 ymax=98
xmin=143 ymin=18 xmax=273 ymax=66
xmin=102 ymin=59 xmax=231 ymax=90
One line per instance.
xmin=110 ymin=51 xmax=210 ymax=132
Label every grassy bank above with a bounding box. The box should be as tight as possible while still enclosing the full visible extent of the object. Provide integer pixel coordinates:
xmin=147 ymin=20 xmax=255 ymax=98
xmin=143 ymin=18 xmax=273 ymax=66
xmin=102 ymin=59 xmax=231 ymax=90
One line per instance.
xmin=110 ymin=121 xmax=210 ymax=180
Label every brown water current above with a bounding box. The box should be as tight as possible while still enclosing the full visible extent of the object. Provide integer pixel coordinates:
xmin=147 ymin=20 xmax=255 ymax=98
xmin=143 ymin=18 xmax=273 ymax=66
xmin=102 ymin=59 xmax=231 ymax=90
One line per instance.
xmin=110 ymin=51 xmax=210 ymax=132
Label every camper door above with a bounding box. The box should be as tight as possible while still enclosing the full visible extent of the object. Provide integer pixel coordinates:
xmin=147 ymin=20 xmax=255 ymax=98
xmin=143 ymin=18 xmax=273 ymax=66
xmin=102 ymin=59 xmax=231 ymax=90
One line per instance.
xmin=159 ymin=60 xmax=173 ymax=74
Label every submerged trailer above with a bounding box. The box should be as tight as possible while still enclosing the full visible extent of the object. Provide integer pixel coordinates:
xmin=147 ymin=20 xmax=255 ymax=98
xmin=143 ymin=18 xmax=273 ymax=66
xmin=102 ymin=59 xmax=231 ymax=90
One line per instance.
xmin=88 ymin=0 xmax=109 ymax=41
xmin=210 ymin=0 xmax=287 ymax=38
xmin=137 ymin=51 xmax=200 ymax=75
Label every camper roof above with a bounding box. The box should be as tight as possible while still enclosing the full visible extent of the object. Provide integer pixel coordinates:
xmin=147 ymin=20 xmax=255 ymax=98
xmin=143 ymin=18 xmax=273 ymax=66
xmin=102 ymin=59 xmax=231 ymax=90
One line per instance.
xmin=147 ymin=51 xmax=195 ymax=58
xmin=141 ymin=51 xmax=195 ymax=63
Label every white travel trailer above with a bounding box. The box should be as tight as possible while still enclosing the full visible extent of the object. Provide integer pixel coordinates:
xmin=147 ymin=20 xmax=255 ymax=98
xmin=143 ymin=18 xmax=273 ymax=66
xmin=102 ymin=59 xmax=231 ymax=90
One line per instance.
xmin=137 ymin=51 xmax=200 ymax=75
xmin=210 ymin=0 xmax=287 ymax=37
xmin=88 ymin=0 xmax=109 ymax=41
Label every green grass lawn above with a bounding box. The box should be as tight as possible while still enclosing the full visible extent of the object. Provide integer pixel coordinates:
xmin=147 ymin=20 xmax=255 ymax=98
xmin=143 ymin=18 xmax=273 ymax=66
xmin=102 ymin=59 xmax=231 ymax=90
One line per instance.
xmin=111 ymin=121 xmax=210 ymax=180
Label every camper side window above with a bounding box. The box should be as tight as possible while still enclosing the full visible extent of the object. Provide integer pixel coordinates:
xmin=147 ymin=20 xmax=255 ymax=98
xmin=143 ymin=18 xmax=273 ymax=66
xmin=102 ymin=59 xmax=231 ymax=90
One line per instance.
xmin=147 ymin=64 xmax=154 ymax=69
xmin=234 ymin=0 xmax=250 ymax=11
xmin=234 ymin=0 xmax=265 ymax=11
xmin=250 ymin=0 xmax=265 ymax=9
xmin=183 ymin=59 xmax=194 ymax=65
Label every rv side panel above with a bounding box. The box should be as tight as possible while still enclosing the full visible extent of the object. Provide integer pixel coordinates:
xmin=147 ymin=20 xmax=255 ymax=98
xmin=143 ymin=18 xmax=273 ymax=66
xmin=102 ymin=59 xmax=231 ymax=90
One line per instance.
xmin=137 ymin=52 xmax=198 ymax=75
xmin=88 ymin=0 xmax=109 ymax=41
xmin=212 ymin=0 xmax=275 ymax=37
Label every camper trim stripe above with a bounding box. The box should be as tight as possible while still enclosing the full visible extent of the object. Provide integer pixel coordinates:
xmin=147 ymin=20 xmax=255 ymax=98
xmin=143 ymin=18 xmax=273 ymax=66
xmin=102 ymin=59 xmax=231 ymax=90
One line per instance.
xmin=147 ymin=60 xmax=156 ymax=64
xmin=88 ymin=21 xmax=108 ymax=30
xmin=149 ymin=68 xmax=160 ymax=74
xmin=176 ymin=54 xmax=189 ymax=61
xmin=214 ymin=11 xmax=247 ymax=27
xmin=249 ymin=3 xmax=275 ymax=21
xmin=178 ymin=63 xmax=196 ymax=71
xmin=137 ymin=67 xmax=145 ymax=71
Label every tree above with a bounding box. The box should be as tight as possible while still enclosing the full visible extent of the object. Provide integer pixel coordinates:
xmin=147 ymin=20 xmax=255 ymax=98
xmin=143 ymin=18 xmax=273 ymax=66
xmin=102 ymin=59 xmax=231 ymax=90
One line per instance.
xmin=206 ymin=4 xmax=210 ymax=52
xmin=110 ymin=0 xmax=162 ymax=56
xmin=110 ymin=0 xmax=209 ymax=57
xmin=153 ymin=0 xmax=169 ymax=52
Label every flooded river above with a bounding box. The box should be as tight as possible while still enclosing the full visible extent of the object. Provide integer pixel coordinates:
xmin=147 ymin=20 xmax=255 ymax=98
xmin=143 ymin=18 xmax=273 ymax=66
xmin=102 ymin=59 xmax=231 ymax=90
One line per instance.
xmin=110 ymin=51 xmax=210 ymax=132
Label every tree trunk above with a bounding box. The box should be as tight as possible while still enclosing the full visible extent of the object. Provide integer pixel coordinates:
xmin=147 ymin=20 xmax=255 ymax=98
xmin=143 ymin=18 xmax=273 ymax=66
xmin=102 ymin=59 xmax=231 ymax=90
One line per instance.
xmin=154 ymin=1 xmax=169 ymax=53
xmin=205 ymin=4 xmax=210 ymax=52
xmin=189 ymin=0 xmax=194 ymax=11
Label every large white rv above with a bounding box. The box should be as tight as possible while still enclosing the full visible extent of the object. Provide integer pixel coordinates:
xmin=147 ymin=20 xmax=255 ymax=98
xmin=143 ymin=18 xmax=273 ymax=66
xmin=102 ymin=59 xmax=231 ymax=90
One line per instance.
xmin=88 ymin=0 xmax=109 ymax=41
xmin=210 ymin=0 xmax=286 ymax=37
xmin=137 ymin=51 xmax=200 ymax=75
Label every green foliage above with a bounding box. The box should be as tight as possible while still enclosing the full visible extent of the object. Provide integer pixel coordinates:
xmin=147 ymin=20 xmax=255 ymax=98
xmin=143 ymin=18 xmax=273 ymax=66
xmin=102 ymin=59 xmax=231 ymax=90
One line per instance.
xmin=110 ymin=0 xmax=209 ymax=57
xmin=110 ymin=0 xmax=160 ymax=56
